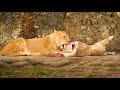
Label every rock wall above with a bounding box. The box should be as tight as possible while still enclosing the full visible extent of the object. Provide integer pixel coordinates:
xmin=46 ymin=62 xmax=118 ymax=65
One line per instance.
xmin=0 ymin=12 xmax=120 ymax=52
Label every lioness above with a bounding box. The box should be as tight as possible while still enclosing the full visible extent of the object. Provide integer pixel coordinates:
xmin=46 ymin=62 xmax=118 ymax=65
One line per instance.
xmin=60 ymin=36 xmax=114 ymax=57
xmin=1 ymin=31 xmax=70 ymax=56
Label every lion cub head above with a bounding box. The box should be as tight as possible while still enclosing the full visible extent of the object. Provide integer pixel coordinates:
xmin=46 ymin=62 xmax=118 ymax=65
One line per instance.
xmin=51 ymin=31 xmax=70 ymax=49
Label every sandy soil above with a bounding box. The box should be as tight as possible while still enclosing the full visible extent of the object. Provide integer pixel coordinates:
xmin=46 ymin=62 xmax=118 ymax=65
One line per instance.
xmin=0 ymin=54 xmax=120 ymax=78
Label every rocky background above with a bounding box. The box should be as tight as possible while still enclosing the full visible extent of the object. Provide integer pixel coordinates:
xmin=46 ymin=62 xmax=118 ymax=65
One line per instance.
xmin=0 ymin=12 xmax=120 ymax=52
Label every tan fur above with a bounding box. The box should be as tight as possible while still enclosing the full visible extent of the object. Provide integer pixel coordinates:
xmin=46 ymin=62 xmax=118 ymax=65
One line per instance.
xmin=1 ymin=31 xmax=70 ymax=56
xmin=61 ymin=36 xmax=114 ymax=57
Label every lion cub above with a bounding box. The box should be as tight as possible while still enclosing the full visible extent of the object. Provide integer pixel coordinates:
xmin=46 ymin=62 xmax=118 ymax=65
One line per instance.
xmin=61 ymin=36 xmax=114 ymax=57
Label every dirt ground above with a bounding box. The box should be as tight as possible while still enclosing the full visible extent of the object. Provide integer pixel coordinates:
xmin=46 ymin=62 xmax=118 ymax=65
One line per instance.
xmin=0 ymin=54 xmax=120 ymax=78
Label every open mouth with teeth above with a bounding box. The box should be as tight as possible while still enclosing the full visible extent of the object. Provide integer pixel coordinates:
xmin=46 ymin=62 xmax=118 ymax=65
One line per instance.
xmin=61 ymin=43 xmax=76 ymax=53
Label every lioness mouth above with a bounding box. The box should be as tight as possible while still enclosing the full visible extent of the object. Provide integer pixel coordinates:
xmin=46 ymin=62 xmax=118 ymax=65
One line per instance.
xmin=62 ymin=44 xmax=68 ymax=49
xmin=62 ymin=43 xmax=76 ymax=53
xmin=63 ymin=44 xmax=75 ymax=49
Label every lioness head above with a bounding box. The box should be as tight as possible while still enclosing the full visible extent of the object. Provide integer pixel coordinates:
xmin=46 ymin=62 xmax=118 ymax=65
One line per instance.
xmin=52 ymin=31 xmax=70 ymax=48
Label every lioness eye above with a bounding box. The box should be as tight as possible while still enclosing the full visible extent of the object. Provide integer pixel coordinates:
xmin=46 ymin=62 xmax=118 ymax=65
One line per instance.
xmin=64 ymin=36 xmax=65 ymax=37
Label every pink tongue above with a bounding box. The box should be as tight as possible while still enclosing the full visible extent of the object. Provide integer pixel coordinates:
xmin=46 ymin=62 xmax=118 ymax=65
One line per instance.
xmin=64 ymin=44 xmax=69 ymax=49
xmin=63 ymin=43 xmax=74 ymax=52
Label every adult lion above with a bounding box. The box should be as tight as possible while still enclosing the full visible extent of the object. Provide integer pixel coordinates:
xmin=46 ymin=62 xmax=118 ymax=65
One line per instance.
xmin=60 ymin=36 xmax=114 ymax=57
xmin=1 ymin=31 xmax=70 ymax=56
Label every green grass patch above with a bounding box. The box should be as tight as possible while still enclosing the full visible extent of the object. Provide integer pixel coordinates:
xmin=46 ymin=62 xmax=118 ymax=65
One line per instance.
xmin=87 ymin=74 xmax=97 ymax=78
xmin=0 ymin=65 xmax=82 ymax=78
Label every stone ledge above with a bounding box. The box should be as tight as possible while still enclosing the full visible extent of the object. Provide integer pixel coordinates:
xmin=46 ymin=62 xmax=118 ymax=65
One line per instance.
xmin=0 ymin=55 xmax=120 ymax=68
